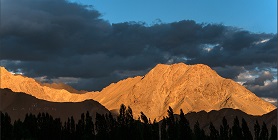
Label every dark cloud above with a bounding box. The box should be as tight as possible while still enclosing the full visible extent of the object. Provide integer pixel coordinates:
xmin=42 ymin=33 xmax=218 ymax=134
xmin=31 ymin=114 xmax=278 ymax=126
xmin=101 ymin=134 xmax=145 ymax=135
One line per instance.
xmin=232 ymin=66 xmax=277 ymax=98
xmin=0 ymin=0 xmax=110 ymax=61
xmin=244 ymin=81 xmax=277 ymax=98
xmin=212 ymin=66 xmax=245 ymax=79
xmin=221 ymin=31 xmax=259 ymax=51
xmin=0 ymin=0 xmax=277 ymax=99
xmin=69 ymin=75 xmax=122 ymax=92
xmin=244 ymin=71 xmax=274 ymax=86
xmin=189 ymin=34 xmax=277 ymax=67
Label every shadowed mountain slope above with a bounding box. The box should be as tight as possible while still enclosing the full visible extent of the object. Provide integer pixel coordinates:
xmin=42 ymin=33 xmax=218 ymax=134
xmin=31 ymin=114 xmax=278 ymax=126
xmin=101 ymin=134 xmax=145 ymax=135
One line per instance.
xmin=183 ymin=108 xmax=277 ymax=135
xmin=0 ymin=88 xmax=109 ymax=121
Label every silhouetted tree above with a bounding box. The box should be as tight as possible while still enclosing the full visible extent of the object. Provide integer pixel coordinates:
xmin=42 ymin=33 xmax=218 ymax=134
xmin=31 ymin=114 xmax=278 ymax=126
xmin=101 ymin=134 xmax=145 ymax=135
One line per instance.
xmin=167 ymin=106 xmax=175 ymax=124
xmin=52 ymin=118 xmax=62 ymax=139
xmin=2 ymin=105 xmax=274 ymax=140
xmin=23 ymin=113 xmax=38 ymax=139
xmin=13 ymin=119 xmax=24 ymax=139
xmin=1 ymin=112 xmax=13 ymax=140
xmin=84 ymin=111 xmax=94 ymax=139
xmin=161 ymin=117 xmax=167 ymax=140
xmin=37 ymin=112 xmax=44 ymax=139
xmin=260 ymin=122 xmax=269 ymax=140
xmin=126 ymin=106 xmax=136 ymax=139
xmin=70 ymin=116 xmax=76 ymax=139
xmin=179 ymin=109 xmax=192 ymax=140
xmin=209 ymin=122 xmax=219 ymax=140
xmin=118 ymin=104 xmax=127 ymax=126
xmin=269 ymin=125 xmax=277 ymax=140
xmin=140 ymin=112 xmax=149 ymax=124
xmin=134 ymin=117 xmax=144 ymax=140
xmin=241 ymin=118 xmax=253 ymax=140
xmin=231 ymin=116 xmax=243 ymax=140
xmin=167 ymin=106 xmax=177 ymax=140
xmin=105 ymin=112 xmax=116 ymax=138
xmin=76 ymin=113 xmax=85 ymax=138
xmin=140 ymin=112 xmax=152 ymax=139
xmin=32 ymin=112 xmax=61 ymax=140
xmin=126 ymin=106 xmax=134 ymax=125
xmin=95 ymin=112 xmax=108 ymax=139
xmin=115 ymin=104 xmax=137 ymax=139
xmin=220 ymin=116 xmax=230 ymax=140
xmin=193 ymin=121 xmax=206 ymax=140
xmin=254 ymin=120 xmax=260 ymax=140
xmin=151 ymin=119 xmax=159 ymax=140
xmin=62 ymin=117 xmax=71 ymax=139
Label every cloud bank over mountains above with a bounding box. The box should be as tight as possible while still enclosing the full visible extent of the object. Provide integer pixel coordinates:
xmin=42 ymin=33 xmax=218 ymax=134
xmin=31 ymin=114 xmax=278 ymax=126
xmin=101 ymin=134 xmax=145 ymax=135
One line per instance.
xmin=1 ymin=0 xmax=277 ymax=98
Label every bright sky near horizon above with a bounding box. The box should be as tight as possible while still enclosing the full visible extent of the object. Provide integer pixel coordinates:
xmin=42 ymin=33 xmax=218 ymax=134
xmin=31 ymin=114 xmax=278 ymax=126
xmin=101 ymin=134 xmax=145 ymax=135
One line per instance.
xmin=70 ymin=0 xmax=277 ymax=33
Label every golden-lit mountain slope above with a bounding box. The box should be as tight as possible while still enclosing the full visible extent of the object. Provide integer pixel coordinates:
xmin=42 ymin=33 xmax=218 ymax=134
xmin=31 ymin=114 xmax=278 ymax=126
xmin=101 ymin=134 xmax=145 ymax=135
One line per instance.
xmin=90 ymin=63 xmax=276 ymax=120
xmin=41 ymin=82 xmax=87 ymax=94
xmin=1 ymin=63 xmax=276 ymax=121
xmin=0 ymin=67 xmax=96 ymax=102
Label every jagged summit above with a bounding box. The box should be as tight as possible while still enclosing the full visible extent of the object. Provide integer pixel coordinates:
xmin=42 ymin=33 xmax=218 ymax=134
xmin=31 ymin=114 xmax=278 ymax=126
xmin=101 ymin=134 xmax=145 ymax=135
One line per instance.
xmin=0 ymin=63 xmax=276 ymax=121
xmin=90 ymin=63 xmax=276 ymax=120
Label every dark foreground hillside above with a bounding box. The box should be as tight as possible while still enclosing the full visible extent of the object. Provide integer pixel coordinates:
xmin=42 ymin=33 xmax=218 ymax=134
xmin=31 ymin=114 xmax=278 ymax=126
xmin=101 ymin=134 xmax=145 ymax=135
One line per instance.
xmin=0 ymin=88 xmax=109 ymax=122
xmin=1 ymin=105 xmax=277 ymax=140
xmin=184 ymin=108 xmax=277 ymax=136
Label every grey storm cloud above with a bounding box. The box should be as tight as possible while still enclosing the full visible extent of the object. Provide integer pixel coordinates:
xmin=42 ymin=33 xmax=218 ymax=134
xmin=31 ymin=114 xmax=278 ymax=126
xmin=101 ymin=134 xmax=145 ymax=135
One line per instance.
xmin=0 ymin=0 xmax=277 ymax=94
xmin=213 ymin=66 xmax=245 ymax=80
xmin=245 ymin=81 xmax=277 ymax=98
xmin=244 ymin=71 xmax=274 ymax=86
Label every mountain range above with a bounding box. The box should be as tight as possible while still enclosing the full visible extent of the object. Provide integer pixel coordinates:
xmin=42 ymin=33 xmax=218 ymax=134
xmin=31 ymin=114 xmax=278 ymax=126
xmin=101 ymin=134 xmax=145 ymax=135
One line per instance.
xmin=0 ymin=63 xmax=276 ymax=121
xmin=0 ymin=88 xmax=276 ymax=135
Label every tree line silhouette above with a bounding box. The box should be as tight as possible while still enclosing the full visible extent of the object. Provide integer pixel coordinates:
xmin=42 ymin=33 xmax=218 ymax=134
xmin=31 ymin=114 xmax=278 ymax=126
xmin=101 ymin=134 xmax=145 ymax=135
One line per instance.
xmin=1 ymin=105 xmax=277 ymax=140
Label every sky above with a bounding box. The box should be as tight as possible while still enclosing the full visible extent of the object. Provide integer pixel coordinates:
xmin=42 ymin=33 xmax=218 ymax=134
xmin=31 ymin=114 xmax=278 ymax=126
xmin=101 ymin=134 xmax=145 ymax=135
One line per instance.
xmin=0 ymin=0 xmax=277 ymax=103
xmin=70 ymin=0 xmax=277 ymax=34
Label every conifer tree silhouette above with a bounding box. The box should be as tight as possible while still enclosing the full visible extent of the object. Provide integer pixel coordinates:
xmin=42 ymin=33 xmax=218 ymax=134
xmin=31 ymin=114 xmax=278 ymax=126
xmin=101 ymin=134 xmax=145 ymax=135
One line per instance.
xmin=209 ymin=122 xmax=219 ymax=140
xmin=151 ymin=119 xmax=159 ymax=140
xmin=23 ymin=113 xmax=38 ymax=139
xmin=241 ymin=118 xmax=253 ymax=140
xmin=166 ymin=106 xmax=177 ymax=140
xmin=106 ymin=112 xmax=116 ymax=138
xmin=140 ymin=112 xmax=149 ymax=124
xmin=260 ymin=122 xmax=269 ymax=140
xmin=70 ymin=116 xmax=76 ymax=139
xmin=194 ymin=121 xmax=206 ymax=140
xmin=220 ymin=116 xmax=230 ymax=140
xmin=1 ymin=112 xmax=13 ymax=140
xmin=118 ymin=104 xmax=127 ymax=126
xmin=269 ymin=125 xmax=277 ymax=140
xmin=231 ymin=116 xmax=243 ymax=139
xmin=254 ymin=120 xmax=260 ymax=140
xmin=76 ymin=113 xmax=85 ymax=138
xmin=161 ymin=117 xmax=167 ymax=140
xmin=84 ymin=111 xmax=94 ymax=139
xmin=179 ymin=109 xmax=192 ymax=140
xmin=13 ymin=119 xmax=24 ymax=139
xmin=95 ymin=112 xmax=108 ymax=139
xmin=1 ymin=105 xmax=275 ymax=140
